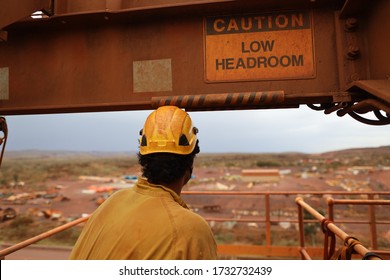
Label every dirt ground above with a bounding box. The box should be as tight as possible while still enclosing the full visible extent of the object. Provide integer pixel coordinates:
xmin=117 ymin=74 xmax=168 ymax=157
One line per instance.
xmin=2 ymin=166 xmax=390 ymax=223
xmin=1 ymin=163 xmax=390 ymax=259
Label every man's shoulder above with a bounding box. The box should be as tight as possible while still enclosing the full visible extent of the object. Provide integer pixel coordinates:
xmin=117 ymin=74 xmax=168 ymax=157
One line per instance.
xmin=174 ymin=207 xmax=210 ymax=227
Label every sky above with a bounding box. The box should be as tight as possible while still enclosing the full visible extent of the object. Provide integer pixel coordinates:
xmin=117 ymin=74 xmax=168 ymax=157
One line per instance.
xmin=2 ymin=106 xmax=390 ymax=154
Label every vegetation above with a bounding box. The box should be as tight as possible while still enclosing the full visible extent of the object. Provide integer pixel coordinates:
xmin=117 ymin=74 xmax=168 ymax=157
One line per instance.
xmin=0 ymin=215 xmax=82 ymax=246
xmin=0 ymin=153 xmax=139 ymax=189
xmin=1 ymin=147 xmax=389 ymax=188
xmin=303 ymin=209 xmax=325 ymax=247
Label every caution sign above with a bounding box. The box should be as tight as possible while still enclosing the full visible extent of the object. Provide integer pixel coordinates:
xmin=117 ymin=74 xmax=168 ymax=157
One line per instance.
xmin=204 ymin=11 xmax=315 ymax=82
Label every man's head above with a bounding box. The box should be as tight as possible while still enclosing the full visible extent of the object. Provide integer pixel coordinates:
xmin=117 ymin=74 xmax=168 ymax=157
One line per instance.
xmin=138 ymin=106 xmax=200 ymax=186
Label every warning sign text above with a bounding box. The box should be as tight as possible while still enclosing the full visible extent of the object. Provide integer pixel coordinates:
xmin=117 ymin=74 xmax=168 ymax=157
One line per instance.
xmin=204 ymin=11 xmax=315 ymax=82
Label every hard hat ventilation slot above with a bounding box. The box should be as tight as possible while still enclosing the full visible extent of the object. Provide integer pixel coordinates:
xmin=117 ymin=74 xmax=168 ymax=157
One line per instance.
xmin=140 ymin=135 xmax=147 ymax=146
xmin=179 ymin=134 xmax=190 ymax=146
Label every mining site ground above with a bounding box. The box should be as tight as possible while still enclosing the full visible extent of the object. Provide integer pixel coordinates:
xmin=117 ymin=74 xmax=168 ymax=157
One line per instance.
xmin=1 ymin=147 xmax=390 ymax=259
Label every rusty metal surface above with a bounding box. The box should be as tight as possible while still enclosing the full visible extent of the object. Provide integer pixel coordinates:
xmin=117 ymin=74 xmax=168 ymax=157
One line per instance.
xmin=339 ymin=0 xmax=366 ymax=19
xmin=0 ymin=0 xmax=52 ymax=29
xmin=151 ymin=91 xmax=285 ymax=110
xmin=53 ymin=0 xmax=237 ymax=14
xmin=365 ymin=1 xmax=390 ymax=81
xmin=52 ymin=0 xmax=342 ymax=16
xmin=0 ymin=67 xmax=8 ymax=100
xmin=0 ymin=8 xmax=342 ymax=114
xmin=347 ymin=80 xmax=390 ymax=103
xmin=0 ymin=31 xmax=7 ymax=42
xmin=306 ymin=80 xmax=390 ymax=126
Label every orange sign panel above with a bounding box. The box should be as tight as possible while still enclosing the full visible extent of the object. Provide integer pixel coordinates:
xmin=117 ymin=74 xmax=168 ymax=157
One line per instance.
xmin=204 ymin=11 xmax=315 ymax=82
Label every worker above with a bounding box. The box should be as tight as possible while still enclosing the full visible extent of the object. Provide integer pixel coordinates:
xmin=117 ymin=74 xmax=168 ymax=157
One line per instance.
xmin=69 ymin=106 xmax=217 ymax=259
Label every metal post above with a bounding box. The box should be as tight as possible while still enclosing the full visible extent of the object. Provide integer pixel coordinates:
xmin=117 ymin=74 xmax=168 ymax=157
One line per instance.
xmin=368 ymin=194 xmax=378 ymax=249
xmin=327 ymin=197 xmax=334 ymax=221
xmin=265 ymin=193 xmax=271 ymax=246
xmin=296 ymin=197 xmax=306 ymax=259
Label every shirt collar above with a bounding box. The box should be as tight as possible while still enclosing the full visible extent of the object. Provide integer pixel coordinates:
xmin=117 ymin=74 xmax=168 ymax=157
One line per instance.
xmin=136 ymin=177 xmax=189 ymax=209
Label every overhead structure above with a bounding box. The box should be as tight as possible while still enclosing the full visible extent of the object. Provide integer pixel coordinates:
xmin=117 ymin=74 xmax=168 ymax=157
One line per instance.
xmin=0 ymin=0 xmax=389 ymax=125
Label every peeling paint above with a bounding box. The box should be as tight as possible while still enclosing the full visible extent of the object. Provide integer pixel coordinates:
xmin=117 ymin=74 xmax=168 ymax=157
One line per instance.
xmin=133 ymin=59 xmax=172 ymax=93
xmin=0 ymin=67 xmax=9 ymax=100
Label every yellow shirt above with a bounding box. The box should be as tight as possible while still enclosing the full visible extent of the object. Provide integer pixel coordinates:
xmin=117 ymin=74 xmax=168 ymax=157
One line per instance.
xmin=69 ymin=178 xmax=217 ymax=259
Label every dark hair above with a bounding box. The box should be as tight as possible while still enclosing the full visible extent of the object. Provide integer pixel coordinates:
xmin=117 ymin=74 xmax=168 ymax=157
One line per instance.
xmin=138 ymin=141 xmax=200 ymax=185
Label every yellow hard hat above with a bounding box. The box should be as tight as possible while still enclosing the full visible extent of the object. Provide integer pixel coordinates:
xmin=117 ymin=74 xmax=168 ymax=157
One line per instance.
xmin=139 ymin=106 xmax=198 ymax=155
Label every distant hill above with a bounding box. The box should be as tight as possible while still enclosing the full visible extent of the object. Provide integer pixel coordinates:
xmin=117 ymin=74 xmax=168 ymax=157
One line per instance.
xmin=3 ymin=146 xmax=389 ymax=160
xmin=3 ymin=150 xmax=137 ymax=159
xmin=320 ymin=146 xmax=390 ymax=157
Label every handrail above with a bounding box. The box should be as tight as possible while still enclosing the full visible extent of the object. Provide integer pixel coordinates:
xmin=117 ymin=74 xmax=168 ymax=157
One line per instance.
xmin=0 ymin=216 xmax=89 ymax=259
xmin=327 ymin=198 xmax=390 ymax=205
xmin=327 ymin=197 xmax=390 ymax=250
xmin=184 ymin=190 xmax=390 ymax=195
xmin=296 ymin=197 xmax=382 ymax=260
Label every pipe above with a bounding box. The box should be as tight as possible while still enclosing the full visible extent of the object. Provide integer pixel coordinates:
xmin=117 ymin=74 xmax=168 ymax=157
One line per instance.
xmin=151 ymin=91 xmax=285 ymax=110
xmin=0 ymin=215 xmax=89 ymax=258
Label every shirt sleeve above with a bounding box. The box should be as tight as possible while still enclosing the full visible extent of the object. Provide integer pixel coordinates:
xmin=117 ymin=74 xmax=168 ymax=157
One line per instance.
xmin=176 ymin=212 xmax=218 ymax=260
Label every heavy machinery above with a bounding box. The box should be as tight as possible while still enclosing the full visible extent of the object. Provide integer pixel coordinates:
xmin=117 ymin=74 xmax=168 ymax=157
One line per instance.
xmin=0 ymin=0 xmax=389 ymax=260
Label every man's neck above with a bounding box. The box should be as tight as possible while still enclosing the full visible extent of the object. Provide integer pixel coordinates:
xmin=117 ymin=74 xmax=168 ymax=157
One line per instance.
xmin=163 ymin=179 xmax=184 ymax=196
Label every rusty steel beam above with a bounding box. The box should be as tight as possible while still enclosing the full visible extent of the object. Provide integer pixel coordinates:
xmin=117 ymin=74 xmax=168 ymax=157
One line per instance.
xmin=51 ymin=0 xmax=342 ymax=18
xmin=347 ymin=80 xmax=390 ymax=104
xmin=0 ymin=31 xmax=7 ymax=42
xmin=0 ymin=8 xmax=348 ymax=115
xmin=54 ymin=0 xmax=237 ymax=15
xmin=0 ymin=0 xmax=52 ymax=30
xmin=340 ymin=0 xmax=367 ymax=19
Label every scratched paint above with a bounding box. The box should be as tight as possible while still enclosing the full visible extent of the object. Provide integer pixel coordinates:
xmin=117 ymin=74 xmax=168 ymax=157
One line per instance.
xmin=133 ymin=59 xmax=173 ymax=93
xmin=0 ymin=67 xmax=9 ymax=100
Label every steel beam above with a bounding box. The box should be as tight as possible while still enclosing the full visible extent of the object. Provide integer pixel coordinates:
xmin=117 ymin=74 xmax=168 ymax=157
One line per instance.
xmin=0 ymin=8 xmax=341 ymax=114
xmin=0 ymin=0 xmax=52 ymax=30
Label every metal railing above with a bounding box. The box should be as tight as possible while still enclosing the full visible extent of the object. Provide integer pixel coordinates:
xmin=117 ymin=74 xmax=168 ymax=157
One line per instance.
xmin=0 ymin=216 xmax=89 ymax=260
xmin=296 ymin=196 xmax=390 ymax=260
xmin=327 ymin=196 xmax=390 ymax=255
xmin=1 ymin=191 xmax=390 ymax=259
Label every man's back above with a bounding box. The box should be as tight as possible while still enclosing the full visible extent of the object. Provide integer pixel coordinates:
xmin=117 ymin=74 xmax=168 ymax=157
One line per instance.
xmin=69 ymin=178 xmax=217 ymax=259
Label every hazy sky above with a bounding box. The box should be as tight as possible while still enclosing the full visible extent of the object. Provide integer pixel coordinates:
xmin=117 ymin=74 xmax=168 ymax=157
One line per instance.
xmin=3 ymin=106 xmax=390 ymax=154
